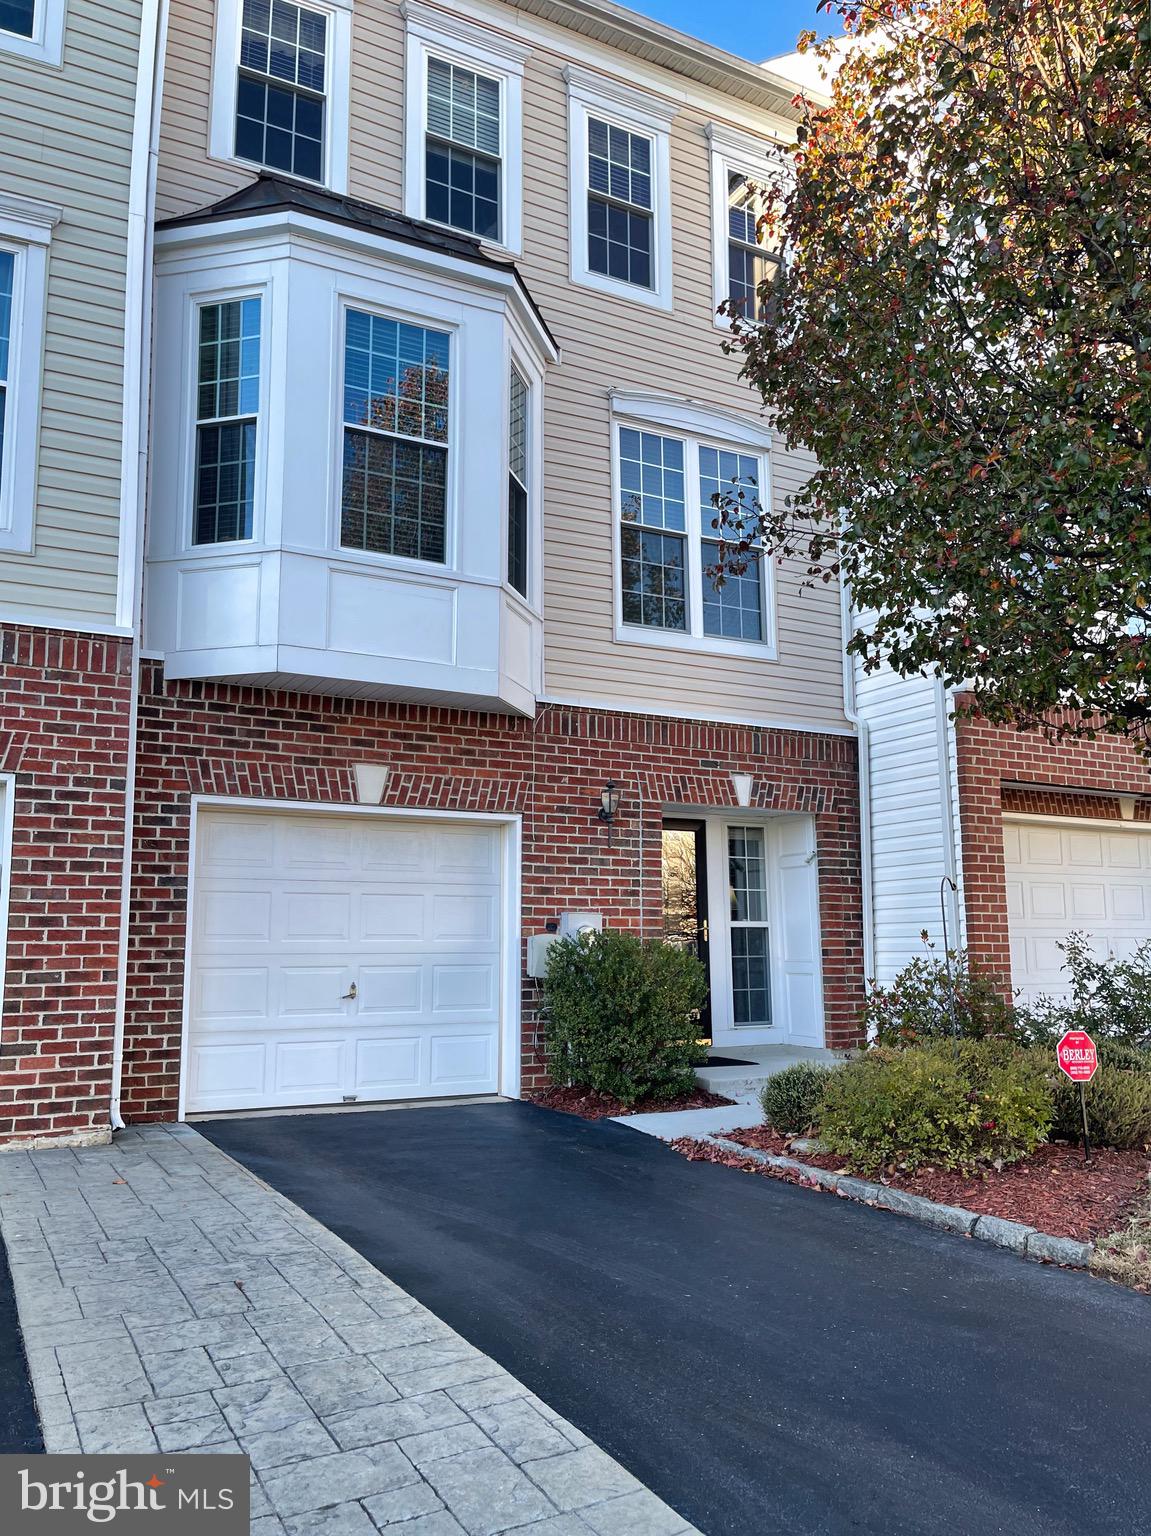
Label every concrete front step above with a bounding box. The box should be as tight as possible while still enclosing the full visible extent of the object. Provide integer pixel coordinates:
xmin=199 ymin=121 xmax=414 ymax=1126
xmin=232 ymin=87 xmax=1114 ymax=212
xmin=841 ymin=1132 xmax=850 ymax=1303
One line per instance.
xmin=695 ymin=1044 xmax=843 ymax=1100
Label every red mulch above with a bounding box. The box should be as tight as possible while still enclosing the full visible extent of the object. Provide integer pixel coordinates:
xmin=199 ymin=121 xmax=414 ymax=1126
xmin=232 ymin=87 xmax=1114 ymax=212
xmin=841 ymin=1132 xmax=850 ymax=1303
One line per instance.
xmin=529 ymin=1085 xmax=735 ymax=1121
xmin=680 ymin=1126 xmax=1150 ymax=1243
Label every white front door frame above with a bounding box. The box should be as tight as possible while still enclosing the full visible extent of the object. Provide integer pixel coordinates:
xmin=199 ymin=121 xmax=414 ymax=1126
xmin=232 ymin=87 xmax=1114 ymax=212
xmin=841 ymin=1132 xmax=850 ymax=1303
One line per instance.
xmin=177 ymin=796 xmax=523 ymax=1119
xmin=667 ymin=809 xmax=825 ymax=1049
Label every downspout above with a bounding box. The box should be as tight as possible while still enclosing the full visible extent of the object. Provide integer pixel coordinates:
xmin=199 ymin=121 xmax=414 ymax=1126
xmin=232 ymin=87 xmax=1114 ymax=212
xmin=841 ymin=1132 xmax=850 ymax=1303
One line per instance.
xmin=840 ymin=583 xmax=876 ymax=991
xmin=933 ymin=677 xmax=962 ymax=948
xmin=110 ymin=0 xmax=168 ymax=1131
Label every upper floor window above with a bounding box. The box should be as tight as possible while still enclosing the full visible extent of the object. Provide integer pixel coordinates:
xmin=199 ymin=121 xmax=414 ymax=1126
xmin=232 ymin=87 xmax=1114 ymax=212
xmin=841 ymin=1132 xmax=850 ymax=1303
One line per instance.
xmin=210 ymin=0 xmax=351 ymax=191
xmin=0 ymin=0 xmax=64 ymax=63
xmin=403 ymin=2 xmax=528 ymax=254
xmin=235 ymin=0 xmax=327 ymax=181
xmin=0 ymin=252 xmax=12 ymax=481
xmin=194 ymin=297 xmax=261 ymax=544
xmin=0 ymin=0 xmax=34 ymax=37
xmin=613 ymin=400 xmax=775 ymax=657
xmin=340 ymin=310 xmax=450 ymax=565
xmin=0 ymin=194 xmax=58 ymax=553
xmin=425 ymin=58 xmax=501 ymax=241
xmin=566 ymin=66 xmax=675 ymax=310
xmin=708 ymin=125 xmax=783 ymax=327
xmin=507 ymin=365 xmax=528 ymax=597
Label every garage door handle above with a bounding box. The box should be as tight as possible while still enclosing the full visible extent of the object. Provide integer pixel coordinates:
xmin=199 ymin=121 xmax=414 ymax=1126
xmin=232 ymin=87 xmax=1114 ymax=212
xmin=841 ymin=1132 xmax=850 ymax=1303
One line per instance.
xmin=341 ymin=983 xmax=358 ymax=1001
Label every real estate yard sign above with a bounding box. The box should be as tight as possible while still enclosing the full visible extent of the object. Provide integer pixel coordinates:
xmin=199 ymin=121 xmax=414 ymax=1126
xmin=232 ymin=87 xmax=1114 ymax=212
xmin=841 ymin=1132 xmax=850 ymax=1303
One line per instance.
xmin=1056 ymin=1030 xmax=1099 ymax=1164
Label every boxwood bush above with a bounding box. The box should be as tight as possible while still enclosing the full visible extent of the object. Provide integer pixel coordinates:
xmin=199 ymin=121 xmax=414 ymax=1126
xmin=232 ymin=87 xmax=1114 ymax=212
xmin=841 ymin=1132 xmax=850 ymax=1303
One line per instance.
xmin=759 ymin=1062 xmax=834 ymax=1134
xmin=541 ymin=930 xmax=708 ymax=1106
xmin=819 ymin=1040 xmax=1052 ymax=1174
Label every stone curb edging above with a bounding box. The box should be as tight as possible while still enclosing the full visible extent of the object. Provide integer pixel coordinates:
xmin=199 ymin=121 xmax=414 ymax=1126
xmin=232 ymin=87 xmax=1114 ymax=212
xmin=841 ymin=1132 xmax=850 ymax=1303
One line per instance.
xmin=705 ymin=1136 xmax=1095 ymax=1269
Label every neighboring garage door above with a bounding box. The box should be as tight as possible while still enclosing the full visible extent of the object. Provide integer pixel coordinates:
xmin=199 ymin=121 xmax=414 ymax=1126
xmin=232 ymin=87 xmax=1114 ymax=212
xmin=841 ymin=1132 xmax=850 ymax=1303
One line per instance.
xmin=185 ymin=810 xmax=505 ymax=1113
xmin=1003 ymin=818 xmax=1151 ymax=1002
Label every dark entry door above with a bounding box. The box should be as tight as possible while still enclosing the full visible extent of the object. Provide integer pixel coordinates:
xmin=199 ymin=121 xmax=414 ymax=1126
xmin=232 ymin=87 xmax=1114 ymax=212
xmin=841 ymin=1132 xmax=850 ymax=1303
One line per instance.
xmin=661 ymin=819 xmax=711 ymax=1036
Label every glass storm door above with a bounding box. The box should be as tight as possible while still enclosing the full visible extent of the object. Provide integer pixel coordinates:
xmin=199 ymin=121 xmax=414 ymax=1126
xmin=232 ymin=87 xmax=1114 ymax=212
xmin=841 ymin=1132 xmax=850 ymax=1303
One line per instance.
xmin=726 ymin=824 xmax=772 ymax=1030
xmin=661 ymin=820 xmax=711 ymax=1035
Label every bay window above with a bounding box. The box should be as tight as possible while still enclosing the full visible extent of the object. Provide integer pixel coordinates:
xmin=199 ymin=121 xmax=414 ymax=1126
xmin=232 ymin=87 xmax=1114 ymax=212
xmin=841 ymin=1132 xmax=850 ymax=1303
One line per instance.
xmin=194 ymin=297 xmax=261 ymax=545
xmin=507 ymin=366 xmax=529 ymax=597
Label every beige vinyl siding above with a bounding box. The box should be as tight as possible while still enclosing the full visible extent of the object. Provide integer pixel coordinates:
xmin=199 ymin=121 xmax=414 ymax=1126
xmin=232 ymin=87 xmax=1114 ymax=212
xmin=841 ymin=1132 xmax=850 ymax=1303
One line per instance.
xmin=156 ymin=0 xmax=848 ymax=730
xmin=0 ymin=0 xmax=142 ymax=625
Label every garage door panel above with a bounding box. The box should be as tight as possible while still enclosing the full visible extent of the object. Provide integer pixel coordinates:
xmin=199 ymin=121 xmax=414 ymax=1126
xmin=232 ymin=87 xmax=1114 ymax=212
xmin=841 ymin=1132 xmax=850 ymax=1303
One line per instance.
xmin=187 ymin=811 xmax=506 ymax=1113
xmin=1004 ymin=818 xmax=1151 ymax=1003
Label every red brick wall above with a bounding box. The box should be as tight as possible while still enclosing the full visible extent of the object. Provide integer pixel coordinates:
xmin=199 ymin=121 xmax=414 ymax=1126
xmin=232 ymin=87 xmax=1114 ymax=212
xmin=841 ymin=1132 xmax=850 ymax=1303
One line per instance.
xmin=954 ymin=699 xmax=1151 ymax=983
xmin=0 ymin=625 xmax=133 ymax=1145
xmin=124 ymin=665 xmax=865 ymax=1120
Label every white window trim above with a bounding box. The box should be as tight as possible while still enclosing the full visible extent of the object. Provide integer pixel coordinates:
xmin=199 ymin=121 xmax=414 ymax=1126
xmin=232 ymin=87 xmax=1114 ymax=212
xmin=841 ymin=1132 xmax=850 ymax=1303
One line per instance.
xmin=707 ymin=123 xmax=780 ymax=331
xmin=565 ymin=64 xmax=675 ymax=312
xmin=0 ymin=0 xmax=65 ymax=66
xmin=0 ymin=193 xmax=60 ymax=554
xmin=331 ymin=294 xmax=461 ymax=573
xmin=208 ymin=0 xmax=352 ymax=193
xmin=179 ymin=280 xmax=272 ymax=554
xmin=502 ymin=335 xmax=544 ymax=611
xmin=609 ymin=391 xmax=777 ymax=660
xmin=401 ymin=0 xmax=528 ymax=258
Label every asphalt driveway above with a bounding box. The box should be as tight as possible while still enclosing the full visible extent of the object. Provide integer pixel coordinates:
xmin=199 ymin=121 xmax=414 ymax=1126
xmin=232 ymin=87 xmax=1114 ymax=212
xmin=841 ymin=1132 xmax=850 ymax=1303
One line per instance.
xmin=0 ymin=1229 xmax=44 ymax=1454
xmin=202 ymin=1101 xmax=1151 ymax=1536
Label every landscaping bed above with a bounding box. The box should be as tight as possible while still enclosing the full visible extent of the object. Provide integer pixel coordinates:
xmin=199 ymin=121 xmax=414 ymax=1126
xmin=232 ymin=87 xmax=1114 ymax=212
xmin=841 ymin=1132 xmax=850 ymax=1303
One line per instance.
xmin=530 ymin=1085 xmax=735 ymax=1120
xmin=693 ymin=1126 xmax=1150 ymax=1243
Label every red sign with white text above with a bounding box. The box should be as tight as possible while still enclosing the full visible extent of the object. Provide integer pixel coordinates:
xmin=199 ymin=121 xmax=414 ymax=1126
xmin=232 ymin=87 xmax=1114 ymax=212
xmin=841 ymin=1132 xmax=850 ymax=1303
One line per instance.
xmin=1056 ymin=1030 xmax=1099 ymax=1083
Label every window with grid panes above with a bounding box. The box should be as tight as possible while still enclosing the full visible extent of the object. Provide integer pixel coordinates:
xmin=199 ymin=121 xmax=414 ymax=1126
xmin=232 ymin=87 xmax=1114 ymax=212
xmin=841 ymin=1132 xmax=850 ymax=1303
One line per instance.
xmin=425 ymin=57 xmax=502 ymax=241
xmin=587 ymin=118 xmax=653 ymax=289
xmin=618 ymin=428 xmax=686 ymax=631
xmin=194 ymin=297 xmax=261 ymax=545
xmin=726 ymin=173 xmax=780 ymax=320
xmin=698 ymin=446 xmax=763 ymax=641
xmin=507 ymin=366 xmax=528 ymax=597
xmin=0 ymin=251 xmax=12 ymax=484
xmin=235 ymin=0 xmax=327 ymax=183
xmin=0 ymin=0 xmax=34 ymax=37
xmin=341 ymin=310 xmax=450 ymax=564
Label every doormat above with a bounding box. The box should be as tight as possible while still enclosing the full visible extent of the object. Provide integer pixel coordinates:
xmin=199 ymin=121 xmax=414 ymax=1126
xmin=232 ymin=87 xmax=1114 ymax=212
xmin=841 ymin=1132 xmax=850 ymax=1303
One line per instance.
xmin=705 ymin=1056 xmax=756 ymax=1067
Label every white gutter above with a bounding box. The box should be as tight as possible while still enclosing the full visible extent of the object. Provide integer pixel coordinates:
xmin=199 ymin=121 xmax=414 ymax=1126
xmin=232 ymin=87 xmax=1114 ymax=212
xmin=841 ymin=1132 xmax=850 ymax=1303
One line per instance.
xmin=840 ymin=583 xmax=876 ymax=988
xmin=110 ymin=0 xmax=168 ymax=1131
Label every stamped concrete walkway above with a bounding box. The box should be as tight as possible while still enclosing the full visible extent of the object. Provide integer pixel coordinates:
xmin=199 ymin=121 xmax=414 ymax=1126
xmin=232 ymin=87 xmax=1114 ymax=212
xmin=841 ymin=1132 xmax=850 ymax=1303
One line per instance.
xmin=0 ymin=1124 xmax=698 ymax=1536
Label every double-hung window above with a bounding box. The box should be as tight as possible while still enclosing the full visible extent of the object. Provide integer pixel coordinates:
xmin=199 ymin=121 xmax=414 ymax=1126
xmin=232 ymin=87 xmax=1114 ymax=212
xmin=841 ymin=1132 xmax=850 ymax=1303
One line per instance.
xmin=567 ymin=67 xmax=675 ymax=309
xmin=507 ymin=365 xmax=529 ymax=597
xmin=235 ymin=0 xmax=327 ymax=182
xmin=212 ymin=0 xmax=350 ymax=189
xmin=425 ymin=58 xmax=502 ymax=241
xmin=340 ymin=310 xmax=451 ymax=565
xmin=0 ymin=0 xmax=65 ymax=63
xmin=403 ymin=4 xmax=527 ymax=253
xmin=0 ymin=252 xmax=12 ymax=493
xmin=615 ymin=412 xmax=773 ymax=653
xmin=0 ymin=195 xmax=57 ymax=553
xmin=709 ymin=127 xmax=783 ymax=326
xmin=725 ymin=173 xmax=780 ymax=320
xmin=193 ymin=297 xmax=261 ymax=545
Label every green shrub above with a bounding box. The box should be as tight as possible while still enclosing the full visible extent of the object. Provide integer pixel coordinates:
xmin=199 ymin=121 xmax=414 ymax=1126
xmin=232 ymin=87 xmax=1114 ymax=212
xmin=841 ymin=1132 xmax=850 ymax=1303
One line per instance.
xmin=759 ymin=1062 xmax=835 ymax=1133
xmin=863 ymin=947 xmax=1019 ymax=1048
xmin=1052 ymin=1067 xmax=1151 ymax=1151
xmin=1016 ymin=934 xmax=1151 ymax=1050
xmin=819 ymin=1040 xmax=1052 ymax=1174
xmin=541 ymin=930 xmax=708 ymax=1106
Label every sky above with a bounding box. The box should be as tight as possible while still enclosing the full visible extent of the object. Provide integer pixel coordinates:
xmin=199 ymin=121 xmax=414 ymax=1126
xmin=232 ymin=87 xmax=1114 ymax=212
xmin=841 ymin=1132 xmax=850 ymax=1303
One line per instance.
xmin=622 ymin=0 xmax=841 ymax=63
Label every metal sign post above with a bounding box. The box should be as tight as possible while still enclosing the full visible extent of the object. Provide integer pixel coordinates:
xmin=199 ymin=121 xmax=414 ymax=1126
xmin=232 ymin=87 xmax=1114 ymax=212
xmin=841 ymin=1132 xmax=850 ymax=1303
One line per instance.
xmin=1056 ymin=1029 xmax=1099 ymax=1165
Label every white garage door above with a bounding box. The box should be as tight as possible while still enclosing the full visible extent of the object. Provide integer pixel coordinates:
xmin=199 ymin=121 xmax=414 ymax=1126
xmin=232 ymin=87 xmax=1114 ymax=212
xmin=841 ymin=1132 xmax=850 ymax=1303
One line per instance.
xmin=1004 ymin=818 xmax=1151 ymax=1003
xmin=185 ymin=811 xmax=505 ymax=1113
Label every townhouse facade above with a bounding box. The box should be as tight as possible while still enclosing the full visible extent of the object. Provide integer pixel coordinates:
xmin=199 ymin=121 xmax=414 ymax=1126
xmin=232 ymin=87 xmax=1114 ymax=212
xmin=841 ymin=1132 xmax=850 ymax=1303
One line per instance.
xmin=0 ymin=0 xmax=868 ymax=1143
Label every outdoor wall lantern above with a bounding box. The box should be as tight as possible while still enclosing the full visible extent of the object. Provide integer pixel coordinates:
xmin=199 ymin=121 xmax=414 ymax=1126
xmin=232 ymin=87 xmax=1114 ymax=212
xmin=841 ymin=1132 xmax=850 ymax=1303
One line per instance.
xmin=597 ymin=780 xmax=621 ymax=824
